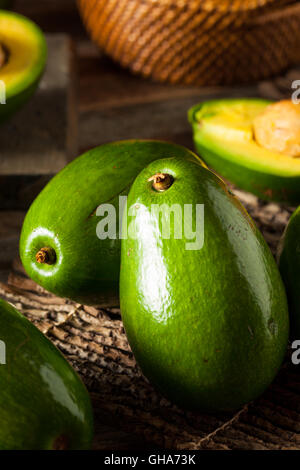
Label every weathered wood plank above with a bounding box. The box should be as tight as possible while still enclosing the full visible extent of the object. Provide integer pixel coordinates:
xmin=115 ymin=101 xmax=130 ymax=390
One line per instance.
xmin=79 ymin=87 xmax=259 ymax=151
xmin=0 ymin=211 xmax=24 ymax=281
xmin=0 ymin=34 xmax=77 ymax=209
xmin=14 ymin=0 xmax=83 ymax=38
xmin=0 ymin=35 xmax=77 ymax=176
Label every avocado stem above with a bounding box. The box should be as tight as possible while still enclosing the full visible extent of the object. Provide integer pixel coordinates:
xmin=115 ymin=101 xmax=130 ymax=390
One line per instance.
xmin=36 ymin=247 xmax=56 ymax=265
xmin=148 ymin=173 xmax=174 ymax=192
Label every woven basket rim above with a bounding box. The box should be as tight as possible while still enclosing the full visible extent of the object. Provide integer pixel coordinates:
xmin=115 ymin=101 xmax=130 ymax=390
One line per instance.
xmin=118 ymin=0 xmax=293 ymax=13
xmin=249 ymin=1 xmax=300 ymax=24
xmin=78 ymin=0 xmax=300 ymax=86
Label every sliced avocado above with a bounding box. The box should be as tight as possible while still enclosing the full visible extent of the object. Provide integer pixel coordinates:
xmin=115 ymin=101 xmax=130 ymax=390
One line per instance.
xmin=0 ymin=10 xmax=47 ymax=122
xmin=120 ymin=157 xmax=289 ymax=412
xmin=0 ymin=298 xmax=93 ymax=449
xmin=189 ymin=98 xmax=300 ymax=204
xmin=20 ymin=140 xmax=203 ymax=306
xmin=279 ymin=206 xmax=300 ymax=338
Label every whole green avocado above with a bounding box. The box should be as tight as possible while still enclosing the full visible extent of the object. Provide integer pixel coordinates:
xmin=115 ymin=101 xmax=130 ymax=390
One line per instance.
xmin=0 ymin=298 xmax=93 ymax=449
xmin=120 ymin=157 xmax=289 ymax=412
xmin=278 ymin=207 xmax=300 ymax=339
xmin=20 ymin=140 xmax=201 ymax=305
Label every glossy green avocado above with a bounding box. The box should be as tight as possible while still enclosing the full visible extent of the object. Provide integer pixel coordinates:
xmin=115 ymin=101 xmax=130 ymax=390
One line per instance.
xmin=20 ymin=140 xmax=202 ymax=305
xmin=0 ymin=10 xmax=47 ymax=122
xmin=189 ymin=98 xmax=300 ymax=204
xmin=120 ymin=157 xmax=289 ymax=412
xmin=279 ymin=207 xmax=300 ymax=338
xmin=0 ymin=298 xmax=93 ymax=449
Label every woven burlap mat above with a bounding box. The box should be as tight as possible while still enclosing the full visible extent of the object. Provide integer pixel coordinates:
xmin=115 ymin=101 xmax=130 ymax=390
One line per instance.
xmin=0 ymin=188 xmax=299 ymax=450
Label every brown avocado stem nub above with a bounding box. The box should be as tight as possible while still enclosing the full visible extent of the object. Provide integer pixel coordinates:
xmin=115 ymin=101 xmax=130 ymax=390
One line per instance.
xmin=36 ymin=247 xmax=56 ymax=265
xmin=148 ymin=173 xmax=174 ymax=192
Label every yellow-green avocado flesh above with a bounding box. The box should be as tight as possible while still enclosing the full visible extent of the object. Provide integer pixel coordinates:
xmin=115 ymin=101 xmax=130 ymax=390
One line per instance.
xmin=0 ymin=10 xmax=47 ymax=122
xmin=189 ymin=98 xmax=300 ymax=204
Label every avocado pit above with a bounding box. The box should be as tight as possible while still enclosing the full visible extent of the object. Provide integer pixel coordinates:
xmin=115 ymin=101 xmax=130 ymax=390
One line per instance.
xmin=253 ymin=100 xmax=300 ymax=157
xmin=148 ymin=173 xmax=174 ymax=192
xmin=36 ymin=247 xmax=56 ymax=265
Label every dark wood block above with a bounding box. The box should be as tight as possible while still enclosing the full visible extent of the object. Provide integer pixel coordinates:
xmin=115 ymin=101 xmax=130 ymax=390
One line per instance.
xmin=0 ymin=34 xmax=77 ymax=209
xmin=79 ymin=88 xmax=259 ymax=151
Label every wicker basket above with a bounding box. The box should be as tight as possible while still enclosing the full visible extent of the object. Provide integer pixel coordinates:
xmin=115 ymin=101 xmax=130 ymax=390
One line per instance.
xmin=77 ymin=0 xmax=300 ymax=86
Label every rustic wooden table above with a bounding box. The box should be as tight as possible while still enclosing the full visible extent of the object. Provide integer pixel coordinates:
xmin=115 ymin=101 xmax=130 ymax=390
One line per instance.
xmin=1 ymin=0 xmax=300 ymax=451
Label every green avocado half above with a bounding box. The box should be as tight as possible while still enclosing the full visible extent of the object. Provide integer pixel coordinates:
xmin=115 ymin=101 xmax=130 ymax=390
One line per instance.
xmin=278 ymin=207 xmax=300 ymax=339
xmin=120 ymin=157 xmax=289 ymax=412
xmin=0 ymin=10 xmax=47 ymax=122
xmin=0 ymin=298 xmax=93 ymax=449
xmin=189 ymin=98 xmax=300 ymax=204
xmin=20 ymin=140 xmax=202 ymax=306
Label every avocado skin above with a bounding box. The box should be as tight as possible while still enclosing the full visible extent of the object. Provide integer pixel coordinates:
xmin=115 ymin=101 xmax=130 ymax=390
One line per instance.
xmin=279 ymin=207 xmax=300 ymax=338
xmin=120 ymin=157 xmax=289 ymax=412
xmin=189 ymin=99 xmax=300 ymax=204
xmin=0 ymin=298 xmax=93 ymax=449
xmin=20 ymin=140 xmax=201 ymax=305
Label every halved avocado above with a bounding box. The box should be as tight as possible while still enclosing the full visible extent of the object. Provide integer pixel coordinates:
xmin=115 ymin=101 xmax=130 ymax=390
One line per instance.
xmin=0 ymin=10 xmax=47 ymax=122
xmin=189 ymin=98 xmax=300 ymax=204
